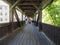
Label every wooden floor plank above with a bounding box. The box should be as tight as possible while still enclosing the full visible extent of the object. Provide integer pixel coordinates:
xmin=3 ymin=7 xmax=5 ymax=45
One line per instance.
xmin=7 ymin=23 xmax=55 ymax=45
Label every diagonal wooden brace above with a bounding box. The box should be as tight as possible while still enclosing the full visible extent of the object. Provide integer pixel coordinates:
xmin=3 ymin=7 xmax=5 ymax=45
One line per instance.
xmin=14 ymin=9 xmax=21 ymax=27
xmin=10 ymin=0 xmax=21 ymax=10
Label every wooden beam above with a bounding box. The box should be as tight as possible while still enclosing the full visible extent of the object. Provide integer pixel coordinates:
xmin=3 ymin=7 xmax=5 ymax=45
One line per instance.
xmin=10 ymin=0 xmax=21 ymax=10
xmin=36 ymin=14 xmax=39 ymax=26
xmin=18 ymin=5 xmax=34 ymax=7
xmin=18 ymin=3 xmax=40 ymax=5
xmin=21 ymin=6 xmax=36 ymax=9
xmin=11 ymin=8 xmax=14 ymax=32
xmin=38 ymin=10 xmax=42 ymax=31
xmin=32 ymin=3 xmax=42 ymax=10
xmin=15 ymin=6 xmax=23 ymax=13
xmin=20 ymin=1 xmax=41 ymax=3
xmin=32 ymin=4 xmax=38 ymax=10
xmin=29 ymin=0 xmax=42 ymax=10
xmin=22 ymin=13 xmax=23 ymax=21
xmin=22 ymin=8 xmax=36 ymax=10
xmin=14 ymin=9 xmax=21 ymax=27
xmin=32 ymin=3 xmax=42 ymax=30
xmin=24 ymin=10 xmax=36 ymax=12
xmin=22 ymin=12 xmax=23 ymax=25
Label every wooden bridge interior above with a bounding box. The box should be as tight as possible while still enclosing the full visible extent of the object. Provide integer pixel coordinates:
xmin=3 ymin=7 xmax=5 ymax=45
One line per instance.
xmin=0 ymin=0 xmax=60 ymax=45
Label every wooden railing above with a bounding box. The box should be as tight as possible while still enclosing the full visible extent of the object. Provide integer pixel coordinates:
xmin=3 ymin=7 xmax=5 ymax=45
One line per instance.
xmin=0 ymin=21 xmax=25 ymax=38
xmin=33 ymin=21 xmax=60 ymax=45
xmin=42 ymin=23 xmax=60 ymax=45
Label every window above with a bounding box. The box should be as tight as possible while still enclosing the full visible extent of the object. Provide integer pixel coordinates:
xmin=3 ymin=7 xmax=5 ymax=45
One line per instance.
xmin=0 ymin=6 xmax=2 ymax=9
xmin=5 ymin=6 xmax=7 ymax=10
xmin=0 ymin=18 xmax=3 ymax=21
xmin=5 ymin=13 xmax=7 ymax=16
xmin=0 ymin=12 xmax=2 ymax=15
xmin=5 ymin=18 xmax=7 ymax=21
xmin=0 ymin=0 xmax=9 ymax=23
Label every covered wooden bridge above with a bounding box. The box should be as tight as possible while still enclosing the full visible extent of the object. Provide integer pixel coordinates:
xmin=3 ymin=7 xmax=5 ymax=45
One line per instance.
xmin=0 ymin=0 xmax=60 ymax=45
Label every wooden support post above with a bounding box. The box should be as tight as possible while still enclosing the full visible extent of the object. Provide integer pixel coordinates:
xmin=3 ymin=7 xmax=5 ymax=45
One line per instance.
xmin=34 ymin=15 xmax=36 ymax=21
xmin=10 ymin=0 xmax=21 ymax=31
xmin=14 ymin=9 xmax=21 ymax=27
xmin=33 ymin=16 xmax=35 ymax=21
xmin=36 ymin=14 xmax=39 ymax=26
xmin=22 ymin=12 xmax=23 ymax=25
xmin=32 ymin=4 xmax=42 ymax=31
xmin=9 ymin=5 xmax=14 ymax=32
xmin=35 ymin=15 xmax=36 ymax=21
xmin=11 ymin=8 xmax=14 ymax=32
xmin=22 ymin=12 xmax=23 ymax=21
xmin=24 ymin=12 xmax=26 ymax=19
xmin=38 ymin=9 xmax=42 ymax=31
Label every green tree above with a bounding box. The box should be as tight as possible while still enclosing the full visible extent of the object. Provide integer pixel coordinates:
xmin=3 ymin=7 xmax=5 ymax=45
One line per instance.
xmin=42 ymin=0 xmax=60 ymax=26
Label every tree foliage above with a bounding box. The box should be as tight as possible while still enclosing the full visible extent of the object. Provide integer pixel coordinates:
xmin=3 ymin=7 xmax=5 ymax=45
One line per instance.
xmin=42 ymin=0 xmax=60 ymax=26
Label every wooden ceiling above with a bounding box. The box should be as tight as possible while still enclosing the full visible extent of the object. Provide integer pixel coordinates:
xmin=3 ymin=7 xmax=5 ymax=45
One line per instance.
xmin=5 ymin=0 xmax=53 ymax=17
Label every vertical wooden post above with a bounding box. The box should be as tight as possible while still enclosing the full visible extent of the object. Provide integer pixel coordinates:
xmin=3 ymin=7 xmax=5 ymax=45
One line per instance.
xmin=25 ymin=15 xmax=26 ymax=20
xmin=38 ymin=9 xmax=42 ymax=31
xmin=22 ymin=12 xmax=23 ymax=25
xmin=9 ymin=6 xmax=11 ymax=32
xmin=34 ymin=15 xmax=36 ymax=21
xmin=9 ymin=5 xmax=13 ymax=32
xmin=32 ymin=3 xmax=42 ymax=31
xmin=11 ymin=8 xmax=14 ymax=32
xmin=22 ymin=12 xmax=23 ymax=21
xmin=9 ymin=0 xmax=21 ymax=31
xmin=35 ymin=15 xmax=36 ymax=21
xmin=14 ymin=9 xmax=21 ymax=27
xmin=36 ymin=14 xmax=39 ymax=26
xmin=33 ymin=16 xmax=35 ymax=21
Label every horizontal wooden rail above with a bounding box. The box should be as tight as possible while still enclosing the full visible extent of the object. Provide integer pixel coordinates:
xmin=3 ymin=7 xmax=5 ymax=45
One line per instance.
xmin=42 ymin=23 xmax=60 ymax=45
xmin=32 ymin=21 xmax=60 ymax=45
xmin=0 ymin=21 xmax=25 ymax=38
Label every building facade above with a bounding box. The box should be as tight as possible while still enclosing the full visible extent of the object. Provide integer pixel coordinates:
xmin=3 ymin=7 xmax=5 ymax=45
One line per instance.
xmin=0 ymin=1 xmax=9 ymax=23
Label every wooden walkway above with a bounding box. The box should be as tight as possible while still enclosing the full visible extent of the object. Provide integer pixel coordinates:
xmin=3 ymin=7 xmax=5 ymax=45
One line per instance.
xmin=7 ymin=23 xmax=55 ymax=45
